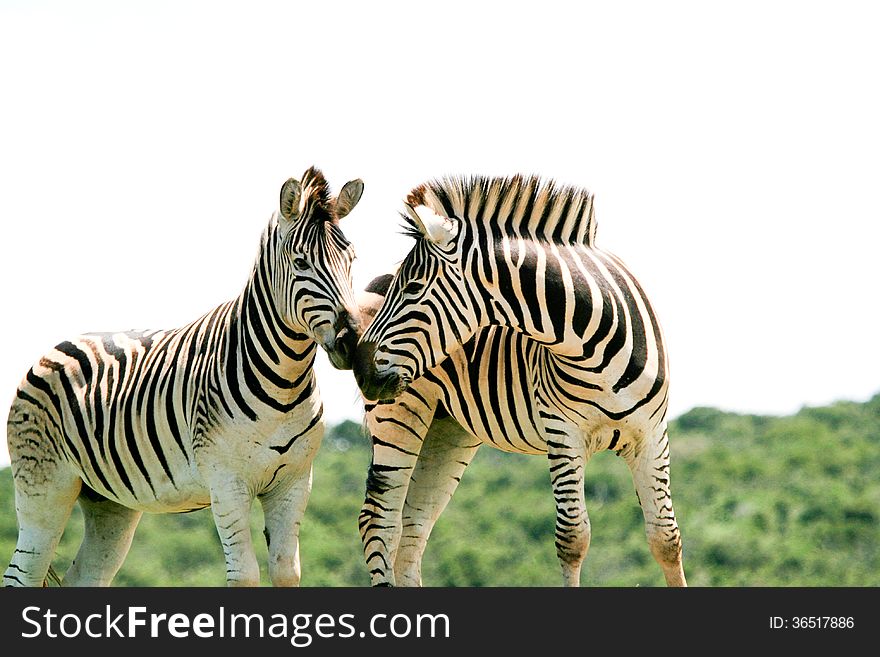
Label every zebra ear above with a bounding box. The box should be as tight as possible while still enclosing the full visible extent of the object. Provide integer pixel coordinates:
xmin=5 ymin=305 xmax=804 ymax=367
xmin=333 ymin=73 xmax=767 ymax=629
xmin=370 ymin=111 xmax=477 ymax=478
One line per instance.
xmin=280 ymin=178 xmax=302 ymax=220
xmin=408 ymin=204 xmax=458 ymax=246
xmin=335 ymin=179 xmax=364 ymax=220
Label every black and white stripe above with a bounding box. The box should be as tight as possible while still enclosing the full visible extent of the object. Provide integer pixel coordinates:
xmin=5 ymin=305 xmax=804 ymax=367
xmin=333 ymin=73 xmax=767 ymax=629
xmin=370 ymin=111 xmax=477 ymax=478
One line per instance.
xmin=4 ymin=167 xmax=364 ymax=587
xmin=353 ymin=175 xmax=686 ymax=587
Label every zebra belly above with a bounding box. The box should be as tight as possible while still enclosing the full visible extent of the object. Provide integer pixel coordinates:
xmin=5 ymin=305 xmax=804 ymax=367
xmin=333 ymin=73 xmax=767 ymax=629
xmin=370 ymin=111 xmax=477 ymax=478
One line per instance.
xmin=66 ymin=406 xmax=324 ymax=514
xmin=441 ymin=381 xmax=547 ymax=455
xmin=117 ymin=472 xmax=211 ymax=514
xmin=426 ymin=328 xmax=647 ymax=455
xmin=66 ymin=424 xmax=211 ymax=514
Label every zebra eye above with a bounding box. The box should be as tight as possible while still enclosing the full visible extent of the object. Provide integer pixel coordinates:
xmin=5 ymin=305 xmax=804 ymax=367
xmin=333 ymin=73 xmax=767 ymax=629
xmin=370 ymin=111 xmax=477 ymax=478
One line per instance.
xmin=293 ymin=257 xmax=310 ymax=271
xmin=403 ymin=280 xmax=425 ymax=295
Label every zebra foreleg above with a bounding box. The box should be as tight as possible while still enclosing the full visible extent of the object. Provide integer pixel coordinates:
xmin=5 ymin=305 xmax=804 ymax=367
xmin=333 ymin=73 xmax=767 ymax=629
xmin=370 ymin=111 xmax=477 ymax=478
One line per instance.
xmin=208 ymin=474 xmax=260 ymax=587
xmin=545 ymin=425 xmax=592 ymax=587
xmin=623 ymin=429 xmax=687 ymax=587
xmin=62 ymin=491 xmax=141 ymax=586
xmin=359 ymin=393 xmax=435 ymax=587
xmin=394 ymin=417 xmax=480 ymax=586
xmin=259 ymin=466 xmax=313 ymax=587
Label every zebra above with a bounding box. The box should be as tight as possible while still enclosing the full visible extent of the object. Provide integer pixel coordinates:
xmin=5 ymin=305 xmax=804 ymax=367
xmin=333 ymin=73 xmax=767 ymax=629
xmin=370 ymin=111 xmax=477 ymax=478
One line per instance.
xmin=353 ymin=174 xmax=687 ymax=587
xmin=3 ymin=167 xmax=364 ymax=587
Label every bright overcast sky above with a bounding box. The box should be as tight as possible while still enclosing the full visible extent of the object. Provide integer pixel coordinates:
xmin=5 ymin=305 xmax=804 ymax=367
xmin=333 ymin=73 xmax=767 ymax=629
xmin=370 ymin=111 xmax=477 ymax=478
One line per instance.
xmin=1 ymin=1 xmax=878 ymax=466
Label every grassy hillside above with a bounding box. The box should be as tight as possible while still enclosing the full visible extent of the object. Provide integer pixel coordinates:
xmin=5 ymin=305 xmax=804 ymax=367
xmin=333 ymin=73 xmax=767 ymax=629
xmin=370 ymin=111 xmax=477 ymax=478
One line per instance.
xmin=1 ymin=395 xmax=878 ymax=586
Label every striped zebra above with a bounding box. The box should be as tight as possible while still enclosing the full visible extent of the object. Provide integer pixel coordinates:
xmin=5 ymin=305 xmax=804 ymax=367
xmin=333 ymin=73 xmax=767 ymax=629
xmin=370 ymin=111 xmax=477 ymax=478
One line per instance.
xmin=3 ymin=167 xmax=364 ymax=587
xmin=353 ymin=175 xmax=686 ymax=587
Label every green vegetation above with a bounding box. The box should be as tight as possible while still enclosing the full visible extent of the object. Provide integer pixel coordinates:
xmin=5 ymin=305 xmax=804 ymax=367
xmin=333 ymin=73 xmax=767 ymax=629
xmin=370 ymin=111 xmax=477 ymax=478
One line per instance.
xmin=2 ymin=394 xmax=878 ymax=586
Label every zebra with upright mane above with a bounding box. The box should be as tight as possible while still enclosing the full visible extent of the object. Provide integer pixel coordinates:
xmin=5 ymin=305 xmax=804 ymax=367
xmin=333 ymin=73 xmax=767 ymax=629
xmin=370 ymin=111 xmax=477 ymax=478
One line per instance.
xmin=4 ymin=167 xmax=364 ymax=587
xmin=354 ymin=174 xmax=687 ymax=587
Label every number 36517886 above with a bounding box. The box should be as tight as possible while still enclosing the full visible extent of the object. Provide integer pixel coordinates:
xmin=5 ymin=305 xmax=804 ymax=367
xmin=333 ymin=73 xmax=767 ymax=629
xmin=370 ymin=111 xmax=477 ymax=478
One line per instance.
xmin=770 ymin=617 xmax=855 ymax=629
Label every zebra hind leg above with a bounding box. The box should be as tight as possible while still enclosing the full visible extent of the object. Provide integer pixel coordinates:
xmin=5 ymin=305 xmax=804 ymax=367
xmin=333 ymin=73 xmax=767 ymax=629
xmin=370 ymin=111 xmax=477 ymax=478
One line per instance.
xmin=4 ymin=476 xmax=81 ymax=587
xmin=4 ymin=403 xmax=82 ymax=586
xmin=623 ymin=428 xmax=687 ymax=587
xmin=3 ymin=461 xmax=82 ymax=585
xmin=545 ymin=425 xmax=592 ymax=587
xmin=394 ymin=416 xmax=480 ymax=586
xmin=62 ymin=488 xmax=142 ymax=586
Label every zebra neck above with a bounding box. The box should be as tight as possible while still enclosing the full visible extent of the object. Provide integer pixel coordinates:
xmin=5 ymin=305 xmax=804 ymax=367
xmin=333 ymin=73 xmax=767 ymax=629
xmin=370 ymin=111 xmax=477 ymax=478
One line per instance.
xmin=224 ymin=273 xmax=317 ymax=404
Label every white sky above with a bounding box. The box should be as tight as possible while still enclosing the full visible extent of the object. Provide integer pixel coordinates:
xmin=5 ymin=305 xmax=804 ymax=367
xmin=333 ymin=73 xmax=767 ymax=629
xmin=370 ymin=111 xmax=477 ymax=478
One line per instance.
xmin=2 ymin=1 xmax=879 ymax=466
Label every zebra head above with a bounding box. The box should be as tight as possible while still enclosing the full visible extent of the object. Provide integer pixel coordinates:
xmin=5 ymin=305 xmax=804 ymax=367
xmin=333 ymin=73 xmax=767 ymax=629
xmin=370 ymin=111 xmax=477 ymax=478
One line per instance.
xmin=354 ymin=186 xmax=479 ymax=401
xmin=272 ymin=167 xmax=364 ymax=370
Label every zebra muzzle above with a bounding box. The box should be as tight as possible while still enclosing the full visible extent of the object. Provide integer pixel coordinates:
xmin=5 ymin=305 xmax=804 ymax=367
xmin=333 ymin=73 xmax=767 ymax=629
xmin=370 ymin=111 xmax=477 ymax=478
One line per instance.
xmin=315 ymin=311 xmax=361 ymax=371
xmin=326 ymin=324 xmax=357 ymax=370
xmin=353 ymin=340 xmax=405 ymax=401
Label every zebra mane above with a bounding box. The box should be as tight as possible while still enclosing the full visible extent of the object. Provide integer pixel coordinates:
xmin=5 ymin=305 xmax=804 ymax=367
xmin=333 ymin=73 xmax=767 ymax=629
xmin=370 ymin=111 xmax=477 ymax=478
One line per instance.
xmin=405 ymin=175 xmax=597 ymax=246
xmin=299 ymin=166 xmax=336 ymax=223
